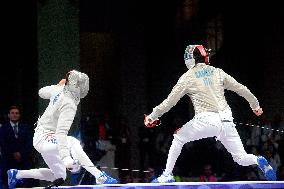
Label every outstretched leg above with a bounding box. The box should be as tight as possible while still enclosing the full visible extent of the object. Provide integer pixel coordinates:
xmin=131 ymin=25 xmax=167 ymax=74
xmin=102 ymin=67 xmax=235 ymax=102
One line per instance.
xmin=16 ymin=168 xmax=56 ymax=181
xmin=151 ymin=114 xmax=222 ymax=183
xmin=219 ymin=122 xmax=276 ymax=181
xmin=7 ymin=154 xmax=64 ymax=189
xmin=68 ymin=136 xmax=118 ymax=184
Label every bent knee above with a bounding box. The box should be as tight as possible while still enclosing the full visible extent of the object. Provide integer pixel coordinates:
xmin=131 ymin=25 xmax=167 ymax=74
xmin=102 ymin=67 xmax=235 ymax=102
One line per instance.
xmin=53 ymin=170 xmax=67 ymax=181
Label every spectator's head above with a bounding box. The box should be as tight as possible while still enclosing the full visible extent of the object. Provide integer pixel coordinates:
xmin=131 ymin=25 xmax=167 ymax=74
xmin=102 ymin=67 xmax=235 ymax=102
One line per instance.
xmin=8 ymin=105 xmax=21 ymax=123
xmin=144 ymin=167 xmax=155 ymax=182
xmin=98 ymin=123 xmax=107 ymax=140
xmin=250 ymin=146 xmax=258 ymax=155
xmin=264 ymin=149 xmax=273 ymax=159
xmin=267 ymin=144 xmax=276 ymax=153
xmin=203 ymin=164 xmax=213 ymax=176
xmin=121 ymin=174 xmax=133 ymax=184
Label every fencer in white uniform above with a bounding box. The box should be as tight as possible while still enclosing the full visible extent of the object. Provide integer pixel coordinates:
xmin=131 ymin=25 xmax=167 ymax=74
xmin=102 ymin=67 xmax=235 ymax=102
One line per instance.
xmin=7 ymin=70 xmax=117 ymax=189
xmin=144 ymin=45 xmax=276 ymax=182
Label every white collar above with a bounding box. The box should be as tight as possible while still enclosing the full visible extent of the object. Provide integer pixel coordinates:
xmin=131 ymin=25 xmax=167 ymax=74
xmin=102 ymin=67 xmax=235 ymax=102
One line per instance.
xmin=10 ymin=121 xmax=18 ymax=127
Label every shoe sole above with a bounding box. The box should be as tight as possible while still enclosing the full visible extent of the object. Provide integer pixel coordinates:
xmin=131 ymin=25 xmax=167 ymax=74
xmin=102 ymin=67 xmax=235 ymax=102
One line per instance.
xmin=7 ymin=170 xmax=17 ymax=189
xmin=151 ymin=179 xmax=175 ymax=183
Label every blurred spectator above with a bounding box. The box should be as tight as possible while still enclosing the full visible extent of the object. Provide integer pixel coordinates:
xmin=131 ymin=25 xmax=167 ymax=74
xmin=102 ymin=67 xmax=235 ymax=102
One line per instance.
xmin=250 ymin=146 xmax=259 ymax=156
xmin=96 ymin=113 xmax=118 ymax=180
xmin=277 ymin=165 xmax=284 ymax=181
xmin=246 ymin=125 xmax=262 ymax=149
xmin=114 ymin=116 xmax=131 ymax=181
xmin=70 ymin=124 xmax=85 ymax=186
xmin=154 ymin=126 xmax=172 ymax=171
xmin=278 ymin=134 xmax=284 ymax=169
xmin=142 ymin=167 xmax=156 ymax=183
xmin=120 ymin=171 xmax=133 ymax=184
xmin=77 ymin=113 xmax=102 ymax=185
xmin=138 ymin=125 xmax=156 ymax=170
xmin=219 ymin=163 xmax=242 ymax=181
xmin=173 ymin=167 xmax=182 ymax=182
xmin=81 ymin=113 xmax=100 ymax=162
xmin=98 ymin=112 xmax=114 ymax=142
xmin=0 ymin=105 xmax=37 ymax=188
xmin=199 ymin=164 xmax=217 ymax=182
xmin=0 ymin=175 xmax=2 ymax=189
xmin=264 ymin=147 xmax=281 ymax=173
xmin=104 ymin=112 xmax=113 ymax=136
xmin=260 ymin=117 xmax=273 ymax=145
xmin=213 ymin=140 xmax=229 ymax=176
xmin=244 ymin=167 xmax=259 ymax=181
xmin=268 ymin=144 xmax=281 ymax=170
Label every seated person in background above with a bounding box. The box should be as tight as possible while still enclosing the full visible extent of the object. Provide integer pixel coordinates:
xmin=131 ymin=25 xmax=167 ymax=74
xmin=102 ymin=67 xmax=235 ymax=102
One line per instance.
xmin=199 ymin=164 xmax=217 ymax=182
xmin=0 ymin=106 xmax=36 ymax=188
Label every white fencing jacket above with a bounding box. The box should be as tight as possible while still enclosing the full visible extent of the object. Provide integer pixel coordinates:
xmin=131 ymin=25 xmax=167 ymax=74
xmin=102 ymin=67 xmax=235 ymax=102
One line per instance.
xmin=37 ymin=84 xmax=79 ymax=159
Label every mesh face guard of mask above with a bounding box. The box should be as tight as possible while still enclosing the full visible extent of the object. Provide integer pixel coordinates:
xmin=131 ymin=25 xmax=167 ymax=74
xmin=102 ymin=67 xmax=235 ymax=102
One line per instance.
xmin=65 ymin=70 xmax=89 ymax=99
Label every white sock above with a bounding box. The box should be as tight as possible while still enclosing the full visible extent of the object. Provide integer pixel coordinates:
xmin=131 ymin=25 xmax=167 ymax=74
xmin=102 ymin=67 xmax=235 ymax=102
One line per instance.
xmin=17 ymin=168 xmax=56 ymax=182
xmin=71 ymin=140 xmax=102 ymax=178
xmin=234 ymin=154 xmax=258 ymax=166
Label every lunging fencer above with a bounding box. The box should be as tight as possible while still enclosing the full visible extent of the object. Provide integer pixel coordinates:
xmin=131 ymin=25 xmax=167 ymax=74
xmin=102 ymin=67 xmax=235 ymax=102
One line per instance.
xmin=7 ymin=70 xmax=118 ymax=189
xmin=144 ymin=45 xmax=277 ymax=183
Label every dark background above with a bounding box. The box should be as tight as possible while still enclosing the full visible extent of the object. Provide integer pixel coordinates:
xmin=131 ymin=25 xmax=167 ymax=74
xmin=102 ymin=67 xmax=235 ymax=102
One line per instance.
xmin=1 ymin=0 xmax=284 ymax=123
xmin=1 ymin=1 xmax=38 ymax=123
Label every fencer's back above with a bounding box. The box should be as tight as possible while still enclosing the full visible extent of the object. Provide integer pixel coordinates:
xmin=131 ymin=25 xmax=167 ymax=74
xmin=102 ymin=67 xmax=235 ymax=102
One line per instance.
xmin=150 ymin=62 xmax=259 ymax=122
xmin=185 ymin=63 xmax=230 ymax=114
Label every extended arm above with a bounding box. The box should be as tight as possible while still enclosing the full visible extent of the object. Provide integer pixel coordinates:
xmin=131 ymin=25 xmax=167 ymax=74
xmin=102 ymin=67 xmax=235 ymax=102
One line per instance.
xmin=222 ymin=70 xmax=262 ymax=114
xmin=55 ymin=101 xmax=76 ymax=162
xmin=146 ymin=74 xmax=189 ymax=124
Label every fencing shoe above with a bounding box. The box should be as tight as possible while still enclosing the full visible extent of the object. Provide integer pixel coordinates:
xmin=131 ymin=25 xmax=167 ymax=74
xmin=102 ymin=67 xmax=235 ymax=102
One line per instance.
xmin=96 ymin=171 xmax=118 ymax=184
xmin=7 ymin=169 xmax=19 ymax=189
xmin=151 ymin=172 xmax=175 ymax=183
xmin=257 ymin=156 xmax=277 ymax=181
